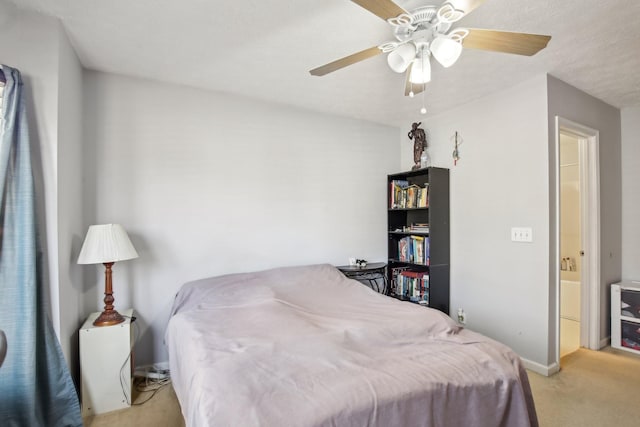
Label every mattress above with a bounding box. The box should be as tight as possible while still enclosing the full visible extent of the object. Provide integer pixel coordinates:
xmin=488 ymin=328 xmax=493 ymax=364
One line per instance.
xmin=166 ymin=264 xmax=537 ymax=427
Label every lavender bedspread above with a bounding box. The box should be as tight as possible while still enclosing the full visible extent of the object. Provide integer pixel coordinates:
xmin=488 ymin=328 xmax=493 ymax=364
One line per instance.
xmin=166 ymin=264 xmax=538 ymax=427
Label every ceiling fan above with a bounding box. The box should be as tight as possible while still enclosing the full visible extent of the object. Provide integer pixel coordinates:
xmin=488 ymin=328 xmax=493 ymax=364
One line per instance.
xmin=310 ymin=0 xmax=551 ymax=98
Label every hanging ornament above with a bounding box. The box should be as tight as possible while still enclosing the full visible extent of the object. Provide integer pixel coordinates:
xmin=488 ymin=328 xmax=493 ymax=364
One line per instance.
xmin=451 ymin=131 xmax=463 ymax=166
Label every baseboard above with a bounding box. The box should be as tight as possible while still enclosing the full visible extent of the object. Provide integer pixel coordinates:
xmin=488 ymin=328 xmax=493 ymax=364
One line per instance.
xmin=521 ymin=357 xmax=559 ymax=377
xmin=521 ymin=336 xmax=612 ymax=376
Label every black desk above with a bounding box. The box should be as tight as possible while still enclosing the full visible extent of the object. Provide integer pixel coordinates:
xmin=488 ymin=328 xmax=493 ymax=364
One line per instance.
xmin=336 ymin=262 xmax=388 ymax=294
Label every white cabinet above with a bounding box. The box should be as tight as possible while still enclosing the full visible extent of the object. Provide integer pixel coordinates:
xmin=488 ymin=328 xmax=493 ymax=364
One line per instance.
xmin=611 ymin=282 xmax=640 ymax=355
xmin=80 ymin=308 xmax=134 ymax=416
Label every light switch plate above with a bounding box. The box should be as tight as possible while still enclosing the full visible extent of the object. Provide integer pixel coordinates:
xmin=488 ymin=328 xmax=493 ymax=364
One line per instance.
xmin=511 ymin=227 xmax=533 ymax=243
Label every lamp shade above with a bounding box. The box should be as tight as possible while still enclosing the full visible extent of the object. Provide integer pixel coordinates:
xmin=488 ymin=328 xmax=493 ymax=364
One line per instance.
xmin=409 ymin=53 xmax=431 ymax=84
xmin=77 ymin=224 xmax=139 ymax=264
xmin=387 ymin=43 xmax=416 ymax=73
xmin=430 ymin=36 xmax=463 ymax=68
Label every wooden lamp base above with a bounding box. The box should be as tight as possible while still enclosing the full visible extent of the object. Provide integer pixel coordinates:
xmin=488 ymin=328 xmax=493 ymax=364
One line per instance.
xmin=93 ymin=309 xmax=125 ymax=327
xmin=93 ymin=262 xmax=126 ymax=327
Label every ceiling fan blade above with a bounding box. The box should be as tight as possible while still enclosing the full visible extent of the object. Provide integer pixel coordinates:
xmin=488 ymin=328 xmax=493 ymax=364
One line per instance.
xmin=448 ymin=0 xmax=487 ymax=17
xmin=462 ymin=28 xmax=551 ymax=56
xmin=310 ymin=46 xmax=382 ymax=76
xmin=351 ymin=0 xmax=408 ymax=21
xmin=404 ymin=64 xmax=425 ymax=96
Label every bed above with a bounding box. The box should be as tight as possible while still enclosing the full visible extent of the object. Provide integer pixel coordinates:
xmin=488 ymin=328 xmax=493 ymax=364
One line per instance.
xmin=166 ymin=264 xmax=538 ymax=427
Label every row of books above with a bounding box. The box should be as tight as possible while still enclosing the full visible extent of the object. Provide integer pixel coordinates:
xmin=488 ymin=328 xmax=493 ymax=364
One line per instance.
xmin=398 ymin=235 xmax=430 ymax=265
xmin=390 ymin=223 xmax=430 ymax=234
xmin=395 ymin=270 xmax=429 ymax=304
xmin=389 ymin=180 xmax=429 ymax=209
xmin=407 ymin=223 xmax=429 ymax=234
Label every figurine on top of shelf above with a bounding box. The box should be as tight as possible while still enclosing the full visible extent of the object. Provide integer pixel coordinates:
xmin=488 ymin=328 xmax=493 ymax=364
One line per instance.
xmin=408 ymin=122 xmax=428 ymax=170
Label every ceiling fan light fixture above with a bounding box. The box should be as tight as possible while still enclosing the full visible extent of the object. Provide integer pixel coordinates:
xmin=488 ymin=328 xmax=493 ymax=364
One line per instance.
xmin=387 ymin=43 xmax=416 ymax=73
xmin=430 ymin=36 xmax=463 ymax=68
xmin=409 ymin=52 xmax=431 ymax=84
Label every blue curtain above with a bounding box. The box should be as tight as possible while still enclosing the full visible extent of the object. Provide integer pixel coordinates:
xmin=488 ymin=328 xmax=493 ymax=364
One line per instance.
xmin=0 ymin=66 xmax=82 ymax=426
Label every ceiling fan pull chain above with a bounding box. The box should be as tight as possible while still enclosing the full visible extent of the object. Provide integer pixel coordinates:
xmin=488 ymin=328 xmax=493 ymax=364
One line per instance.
xmin=420 ymin=73 xmax=427 ymax=115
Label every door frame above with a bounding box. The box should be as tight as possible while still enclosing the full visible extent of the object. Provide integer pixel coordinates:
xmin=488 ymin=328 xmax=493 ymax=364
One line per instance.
xmin=554 ymin=116 xmax=601 ymax=364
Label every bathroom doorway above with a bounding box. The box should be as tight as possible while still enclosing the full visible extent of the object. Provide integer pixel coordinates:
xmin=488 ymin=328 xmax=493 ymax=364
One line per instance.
xmin=559 ymin=133 xmax=581 ymax=357
xmin=554 ymin=117 xmax=601 ymax=367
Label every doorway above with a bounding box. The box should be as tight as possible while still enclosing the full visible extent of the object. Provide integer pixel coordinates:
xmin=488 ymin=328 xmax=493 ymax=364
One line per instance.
xmin=555 ymin=117 xmax=601 ymax=367
xmin=559 ymin=133 xmax=581 ymax=357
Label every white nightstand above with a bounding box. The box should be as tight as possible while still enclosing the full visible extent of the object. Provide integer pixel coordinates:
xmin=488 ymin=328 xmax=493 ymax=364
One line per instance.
xmin=80 ymin=308 xmax=134 ymax=416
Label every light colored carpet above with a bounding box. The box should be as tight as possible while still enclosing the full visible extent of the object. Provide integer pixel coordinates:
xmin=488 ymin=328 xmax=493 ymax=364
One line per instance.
xmin=83 ymin=381 xmax=185 ymax=427
xmin=529 ymin=347 xmax=640 ymax=427
xmin=85 ymin=347 xmax=640 ymax=426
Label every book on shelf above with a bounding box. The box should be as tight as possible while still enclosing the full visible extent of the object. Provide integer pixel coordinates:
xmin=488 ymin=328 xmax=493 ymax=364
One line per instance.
xmin=418 ymin=184 xmax=428 ymax=208
xmin=390 ymin=266 xmax=409 ymax=287
xmin=414 ymin=235 xmax=424 ymax=264
xmin=394 ymin=270 xmax=429 ymax=303
xmin=406 ymin=185 xmax=420 ymax=208
xmin=424 ymin=237 xmax=430 ymax=265
xmin=397 ymin=236 xmax=430 ymax=265
xmin=390 ymin=223 xmax=429 ymax=234
xmin=390 ymin=180 xmax=408 ymax=209
xmin=398 ymin=237 xmax=410 ymax=262
xmin=389 ymin=180 xmax=428 ymax=209
xmin=408 ymin=223 xmax=430 ymax=233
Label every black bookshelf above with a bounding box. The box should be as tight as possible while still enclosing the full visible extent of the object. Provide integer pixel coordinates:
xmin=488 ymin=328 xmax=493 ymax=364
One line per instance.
xmin=387 ymin=167 xmax=450 ymax=314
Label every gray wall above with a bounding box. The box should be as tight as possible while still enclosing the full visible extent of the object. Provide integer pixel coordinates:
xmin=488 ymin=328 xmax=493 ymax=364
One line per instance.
xmin=404 ymin=75 xmax=552 ymax=368
xmin=399 ymin=74 xmax=623 ymax=371
xmin=621 ymin=106 xmax=640 ymax=280
xmin=56 ymin=26 xmax=85 ymax=382
xmin=82 ymin=71 xmax=401 ymax=365
xmin=0 ymin=3 xmax=85 ymax=377
xmin=546 ymin=75 xmax=622 ymax=359
xmin=0 ymin=1 xmax=629 ymax=373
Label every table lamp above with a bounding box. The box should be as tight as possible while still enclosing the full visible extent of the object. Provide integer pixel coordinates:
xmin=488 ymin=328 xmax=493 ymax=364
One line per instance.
xmin=78 ymin=224 xmax=139 ymax=326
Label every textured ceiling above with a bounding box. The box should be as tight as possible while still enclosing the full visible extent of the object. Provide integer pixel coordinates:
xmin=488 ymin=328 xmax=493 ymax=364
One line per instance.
xmin=6 ymin=0 xmax=640 ymax=126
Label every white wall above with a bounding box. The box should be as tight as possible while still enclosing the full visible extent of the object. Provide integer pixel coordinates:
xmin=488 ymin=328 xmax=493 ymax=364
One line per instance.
xmin=0 ymin=4 xmax=59 ymax=327
xmin=0 ymin=2 xmax=85 ymax=376
xmin=56 ymin=27 xmax=85 ymax=380
xmin=401 ymin=75 xmax=621 ymax=369
xmin=547 ymin=75 xmax=621 ymax=353
xmin=2 ymin=1 xmax=627 ymax=374
xmin=621 ymin=106 xmax=640 ymax=280
xmin=404 ymin=75 xmax=551 ymax=367
xmin=83 ymin=71 xmax=400 ymax=364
